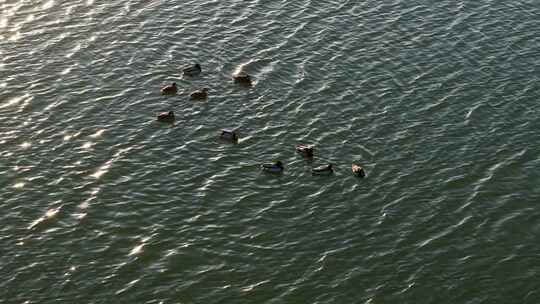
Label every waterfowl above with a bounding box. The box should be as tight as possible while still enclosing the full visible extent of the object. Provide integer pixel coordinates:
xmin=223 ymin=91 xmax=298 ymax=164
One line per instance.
xmin=190 ymin=88 xmax=209 ymax=100
xmin=183 ymin=63 xmax=201 ymax=76
xmin=219 ymin=129 xmax=238 ymax=142
xmin=161 ymin=82 xmax=178 ymax=95
xmin=233 ymin=72 xmax=253 ymax=86
xmin=296 ymin=144 xmax=314 ymax=158
xmin=157 ymin=111 xmax=175 ymax=122
xmin=312 ymin=164 xmax=334 ymax=175
xmin=261 ymin=161 xmax=284 ymax=173
xmin=352 ymin=163 xmax=366 ymax=178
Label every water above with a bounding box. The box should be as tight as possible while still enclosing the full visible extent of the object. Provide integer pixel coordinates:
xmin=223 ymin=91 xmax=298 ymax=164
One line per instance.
xmin=1 ymin=0 xmax=540 ymax=303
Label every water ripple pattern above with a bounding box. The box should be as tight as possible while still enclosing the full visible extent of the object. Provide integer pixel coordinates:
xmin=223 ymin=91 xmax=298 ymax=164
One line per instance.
xmin=1 ymin=0 xmax=540 ymax=303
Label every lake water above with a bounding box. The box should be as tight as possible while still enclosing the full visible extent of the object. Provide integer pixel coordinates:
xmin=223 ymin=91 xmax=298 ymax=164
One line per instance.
xmin=1 ymin=0 xmax=540 ymax=303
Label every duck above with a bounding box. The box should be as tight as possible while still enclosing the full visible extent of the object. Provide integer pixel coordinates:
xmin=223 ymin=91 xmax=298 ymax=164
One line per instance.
xmin=296 ymin=144 xmax=314 ymax=158
xmin=352 ymin=163 xmax=366 ymax=178
xmin=183 ymin=63 xmax=201 ymax=77
xmin=261 ymin=161 xmax=284 ymax=173
xmin=219 ymin=129 xmax=238 ymax=142
xmin=312 ymin=164 xmax=334 ymax=175
xmin=233 ymin=72 xmax=253 ymax=86
xmin=157 ymin=111 xmax=175 ymax=122
xmin=190 ymin=88 xmax=209 ymax=100
xmin=161 ymin=82 xmax=178 ymax=95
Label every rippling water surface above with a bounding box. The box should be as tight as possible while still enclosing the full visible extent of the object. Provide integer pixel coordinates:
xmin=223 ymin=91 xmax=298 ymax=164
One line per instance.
xmin=2 ymin=0 xmax=540 ymax=303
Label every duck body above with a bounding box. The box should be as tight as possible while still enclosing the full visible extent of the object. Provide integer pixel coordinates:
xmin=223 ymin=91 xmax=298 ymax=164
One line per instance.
xmin=296 ymin=144 xmax=314 ymax=157
xmin=352 ymin=164 xmax=366 ymax=178
xmin=219 ymin=129 xmax=238 ymax=142
xmin=161 ymin=82 xmax=178 ymax=95
xmin=183 ymin=63 xmax=201 ymax=76
xmin=190 ymin=88 xmax=209 ymax=100
xmin=233 ymin=72 xmax=253 ymax=86
xmin=157 ymin=111 xmax=175 ymax=122
xmin=312 ymin=164 xmax=334 ymax=175
xmin=261 ymin=161 xmax=284 ymax=173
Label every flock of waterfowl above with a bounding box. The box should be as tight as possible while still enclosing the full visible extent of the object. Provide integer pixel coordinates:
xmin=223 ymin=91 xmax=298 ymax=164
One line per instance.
xmin=156 ymin=63 xmax=366 ymax=178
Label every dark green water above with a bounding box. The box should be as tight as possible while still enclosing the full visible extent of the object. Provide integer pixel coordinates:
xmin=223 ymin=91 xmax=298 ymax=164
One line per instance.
xmin=2 ymin=0 xmax=540 ymax=303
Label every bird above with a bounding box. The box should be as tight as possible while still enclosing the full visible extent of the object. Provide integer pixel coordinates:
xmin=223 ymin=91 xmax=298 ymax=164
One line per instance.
xmin=296 ymin=144 xmax=314 ymax=158
xmin=233 ymin=72 xmax=253 ymax=86
xmin=190 ymin=88 xmax=209 ymax=100
xmin=312 ymin=164 xmax=334 ymax=175
xmin=157 ymin=111 xmax=175 ymax=122
xmin=183 ymin=63 xmax=202 ymax=77
xmin=219 ymin=129 xmax=238 ymax=142
xmin=352 ymin=163 xmax=366 ymax=178
xmin=261 ymin=161 xmax=284 ymax=173
xmin=160 ymin=82 xmax=178 ymax=95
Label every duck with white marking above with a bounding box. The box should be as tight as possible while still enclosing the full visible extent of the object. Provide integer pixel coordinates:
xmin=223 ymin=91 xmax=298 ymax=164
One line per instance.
xmin=352 ymin=163 xmax=366 ymax=178
xmin=161 ymin=82 xmax=178 ymax=95
xmin=261 ymin=161 xmax=284 ymax=173
xmin=190 ymin=88 xmax=209 ymax=100
xmin=296 ymin=144 xmax=314 ymax=158
xmin=183 ymin=63 xmax=201 ymax=77
xmin=157 ymin=111 xmax=175 ymax=122
xmin=219 ymin=129 xmax=239 ymax=142
xmin=312 ymin=164 xmax=334 ymax=175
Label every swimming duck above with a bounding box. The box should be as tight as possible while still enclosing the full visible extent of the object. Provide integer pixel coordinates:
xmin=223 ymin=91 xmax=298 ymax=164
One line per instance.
xmin=312 ymin=164 xmax=334 ymax=175
xmin=233 ymin=72 xmax=253 ymax=86
xmin=261 ymin=161 xmax=284 ymax=173
xmin=219 ymin=129 xmax=238 ymax=142
xmin=190 ymin=88 xmax=209 ymax=100
xmin=161 ymin=82 xmax=178 ymax=95
xmin=352 ymin=163 xmax=366 ymax=178
xmin=296 ymin=144 xmax=314 ymax=158
xmin=183 ymin=63 xmax=201 ymax=77
xmin=157 ymin=111 xmax=175 ymax=122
